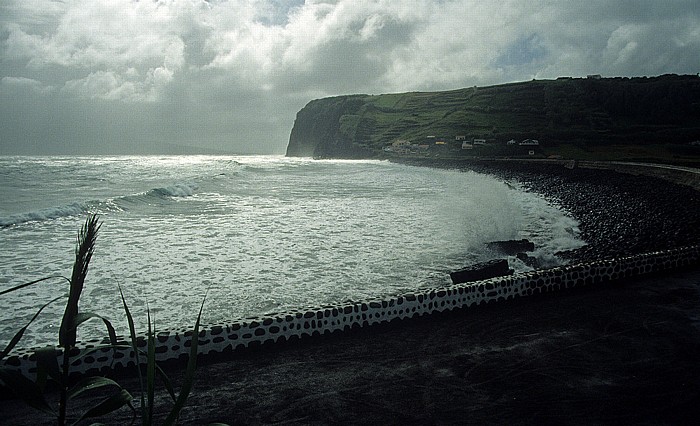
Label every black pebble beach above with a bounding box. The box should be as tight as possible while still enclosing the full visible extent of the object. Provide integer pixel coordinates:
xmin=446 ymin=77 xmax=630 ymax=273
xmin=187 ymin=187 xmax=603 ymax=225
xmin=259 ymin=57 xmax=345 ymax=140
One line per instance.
xmin=467 ymin=161 xmax=700 ymax=261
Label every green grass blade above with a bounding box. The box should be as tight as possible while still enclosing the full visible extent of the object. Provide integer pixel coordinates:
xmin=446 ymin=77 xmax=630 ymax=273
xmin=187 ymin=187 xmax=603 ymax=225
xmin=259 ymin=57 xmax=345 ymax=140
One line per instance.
xmin=146 ymin=309 xmax=156 ymax=425
xmin=35 ymin=346 xmax=60 ymax=390
xmin=0 ymin=275 xmax=68 ymax=297
xmin=72 ymin=312 xmax=118 ymax=347
xmin=59 ymin=215 xmax=100 ymax=426
xmin=155 ymin=363 xmax=177 ymax=402
xmin=60 ymin=214 xmax=101 ymax=348
xmin=1 ymin=295 xmax=62 ymax=360
xmin=118 ymin=285 xmax=146 ymax=422
xmin=0 ymin=367 xmax=55 ymax=415
xmin=71 ymin=388 xmax=133 ymax=424
xmin=163 ymin=295 xmax=207 ymax=426
xmin=67 ymin=376 xmax=123 ymax=400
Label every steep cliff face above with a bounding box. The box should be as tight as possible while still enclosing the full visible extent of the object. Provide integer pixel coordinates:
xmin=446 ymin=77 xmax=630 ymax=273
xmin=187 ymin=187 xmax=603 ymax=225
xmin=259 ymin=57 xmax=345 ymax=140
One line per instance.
xmin=285 ymin=74 xmax=700 ymax=159
xmin=285 ymin=95 xmax=375 ymax=158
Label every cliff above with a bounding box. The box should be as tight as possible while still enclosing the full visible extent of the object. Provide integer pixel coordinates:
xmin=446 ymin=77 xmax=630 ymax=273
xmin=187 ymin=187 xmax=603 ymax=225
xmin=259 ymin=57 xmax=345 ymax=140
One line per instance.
xmin=285 ymin=74 xmax=700 ymax=160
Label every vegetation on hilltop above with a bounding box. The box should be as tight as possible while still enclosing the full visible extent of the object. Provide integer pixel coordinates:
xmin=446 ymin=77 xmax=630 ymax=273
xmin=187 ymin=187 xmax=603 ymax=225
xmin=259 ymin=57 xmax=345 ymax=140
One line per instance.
xmin=286 ymin=74 xmax=700 ymax=163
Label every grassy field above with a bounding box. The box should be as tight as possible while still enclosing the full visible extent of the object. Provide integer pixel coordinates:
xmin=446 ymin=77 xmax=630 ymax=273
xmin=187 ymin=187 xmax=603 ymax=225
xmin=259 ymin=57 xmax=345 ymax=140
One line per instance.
xmin=288 ymin=74 xmax=700 ymax=164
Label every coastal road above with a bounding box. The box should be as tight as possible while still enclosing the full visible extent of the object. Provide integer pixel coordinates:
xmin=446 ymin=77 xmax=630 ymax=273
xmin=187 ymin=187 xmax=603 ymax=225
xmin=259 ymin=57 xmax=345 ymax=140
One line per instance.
xmin=607 ymin=161 xmax=700 ymax=174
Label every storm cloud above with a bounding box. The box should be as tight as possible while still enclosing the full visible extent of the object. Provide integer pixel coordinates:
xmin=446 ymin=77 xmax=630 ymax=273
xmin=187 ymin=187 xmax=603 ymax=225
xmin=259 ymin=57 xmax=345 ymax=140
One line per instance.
xmin=1 ymin=0 xmax=699 ymax=154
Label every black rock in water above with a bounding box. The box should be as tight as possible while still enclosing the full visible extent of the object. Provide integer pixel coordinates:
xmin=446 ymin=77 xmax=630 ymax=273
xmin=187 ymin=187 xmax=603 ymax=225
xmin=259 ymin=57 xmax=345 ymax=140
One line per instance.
xmin=450 ymin=259 xmax=514 ymax=284
xmin=487 ymin=239 xmax=535 ymax=255
xmin=516 ymin=252 xmax=540 ymax=269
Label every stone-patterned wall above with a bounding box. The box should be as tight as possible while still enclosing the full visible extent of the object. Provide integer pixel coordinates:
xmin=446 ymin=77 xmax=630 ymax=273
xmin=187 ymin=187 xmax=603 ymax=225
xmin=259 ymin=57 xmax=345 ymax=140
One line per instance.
xmin=3 ymin=245 xmax=699 ymax=380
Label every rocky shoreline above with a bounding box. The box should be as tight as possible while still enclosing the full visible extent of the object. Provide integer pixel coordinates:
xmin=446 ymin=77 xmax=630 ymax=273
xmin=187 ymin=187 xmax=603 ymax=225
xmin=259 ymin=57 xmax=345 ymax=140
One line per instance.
xmin=394 ymin=158 xmax=700 ymax=264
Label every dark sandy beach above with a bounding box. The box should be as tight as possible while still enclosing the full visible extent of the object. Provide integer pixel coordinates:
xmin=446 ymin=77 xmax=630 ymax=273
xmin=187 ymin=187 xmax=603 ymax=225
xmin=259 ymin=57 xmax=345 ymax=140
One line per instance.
xmin=2 ymin=161 xmax=699 ymax=425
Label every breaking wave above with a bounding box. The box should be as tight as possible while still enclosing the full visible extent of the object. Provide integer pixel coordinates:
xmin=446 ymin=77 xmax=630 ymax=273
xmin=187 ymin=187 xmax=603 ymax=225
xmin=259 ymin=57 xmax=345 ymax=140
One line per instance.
xmin=0 ymin=203 xmax=89 ymax=227
xmin=0 ymin=181 xmax=199 ymax=227
xmin=145 ymin=182 xmax=199 ymax=198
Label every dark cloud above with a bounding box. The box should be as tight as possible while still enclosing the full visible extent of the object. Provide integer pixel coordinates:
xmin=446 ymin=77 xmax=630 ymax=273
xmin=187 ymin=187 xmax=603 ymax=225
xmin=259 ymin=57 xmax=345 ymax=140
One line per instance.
xmin=495 ymin=34 xmax=548 ymax=68
xmin=1 ymin=0 xmax=698 ymax=155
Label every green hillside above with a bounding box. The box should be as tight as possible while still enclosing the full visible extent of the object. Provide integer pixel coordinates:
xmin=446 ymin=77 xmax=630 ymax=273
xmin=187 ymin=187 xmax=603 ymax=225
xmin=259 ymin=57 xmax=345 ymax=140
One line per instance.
xmin=285 ymin=74 xmax=700 ymax=164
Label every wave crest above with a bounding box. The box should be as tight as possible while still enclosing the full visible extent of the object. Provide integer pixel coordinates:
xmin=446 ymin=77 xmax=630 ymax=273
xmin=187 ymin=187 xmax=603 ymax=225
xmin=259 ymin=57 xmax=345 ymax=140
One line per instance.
xmin=146 ymin=182 xmax=199 ymax=198
xmin=1 ymin=181 xmax=199 ymax=227
xmin=0 ymin=203 xmax=87 ymax=227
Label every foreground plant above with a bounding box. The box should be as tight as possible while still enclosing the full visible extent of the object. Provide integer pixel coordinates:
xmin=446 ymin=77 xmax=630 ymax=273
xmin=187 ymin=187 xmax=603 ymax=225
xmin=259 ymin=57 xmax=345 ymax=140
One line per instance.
xmin=120 ymin=287 xmax=206 ymax=425
xmin=0 ymin=214 xmax=130 ymax=424
xmin=0 ymin=214 xmax=207 ymax=425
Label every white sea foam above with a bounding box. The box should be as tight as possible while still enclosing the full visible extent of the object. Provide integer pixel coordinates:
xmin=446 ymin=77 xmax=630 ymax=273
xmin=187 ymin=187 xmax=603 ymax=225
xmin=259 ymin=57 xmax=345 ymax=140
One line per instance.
xmin=0 ymin=155 xmax=586 ymax=350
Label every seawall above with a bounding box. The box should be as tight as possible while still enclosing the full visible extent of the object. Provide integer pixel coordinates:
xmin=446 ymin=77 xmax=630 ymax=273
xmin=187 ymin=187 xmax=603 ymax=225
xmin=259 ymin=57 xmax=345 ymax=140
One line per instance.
xmin=483 ymin=158 xmax=700 ymax=190
xmin=577 ymin=161 xmax=700 ymax=190
xmin=3 ymin=245 xmax=699 ymax=380
xmin=394 ymin=157 xmax=700 ymax=190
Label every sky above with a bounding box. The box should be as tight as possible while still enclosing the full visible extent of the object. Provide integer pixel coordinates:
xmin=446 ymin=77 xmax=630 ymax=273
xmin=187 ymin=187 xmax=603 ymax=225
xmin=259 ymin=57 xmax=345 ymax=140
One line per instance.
xmin=1 ymin=0 xmax=699 ymax=155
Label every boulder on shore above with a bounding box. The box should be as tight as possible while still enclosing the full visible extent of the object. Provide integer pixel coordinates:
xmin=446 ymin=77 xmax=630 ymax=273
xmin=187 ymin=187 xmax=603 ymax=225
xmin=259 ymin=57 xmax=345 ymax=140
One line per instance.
xmin=516 ymin=252 xmax=540 ymax=269
xmin=486 ymin=239 xmax=535 ymax=255
xmin=450 ymin=259 xmax=514 ymax=284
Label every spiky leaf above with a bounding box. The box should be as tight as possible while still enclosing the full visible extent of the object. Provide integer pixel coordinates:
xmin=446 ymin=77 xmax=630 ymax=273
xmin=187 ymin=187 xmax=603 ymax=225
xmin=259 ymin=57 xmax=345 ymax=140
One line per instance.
xmin=0 ymin=368 xmax=55 ymax=415
xmin=1 ymin=295 xmax=62 ymax=360
xmin=60 ymin=214 xmax=101 ymax=348
xmin=0 ymin=275 xmax=67 ymax=297
xmin=35 ymin=346 xmax=61 ymax=390
xmin=72 ymin=312 xmax=118 ymax=348
xmin=72 ymin=388 xmax=134 ymax=423
xmin=67 ymin=376 xmax=125 ymax=400
xmin=163 ymin=294 xmax=207 ymax=426
xmin=146 ymin=308 xmax=156 ymax=424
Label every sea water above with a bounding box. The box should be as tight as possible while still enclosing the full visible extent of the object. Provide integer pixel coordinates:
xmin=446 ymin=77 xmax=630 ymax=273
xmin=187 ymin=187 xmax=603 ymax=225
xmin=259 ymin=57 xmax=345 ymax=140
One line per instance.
xmin=0 ymin=155 xmax=585 ymax=349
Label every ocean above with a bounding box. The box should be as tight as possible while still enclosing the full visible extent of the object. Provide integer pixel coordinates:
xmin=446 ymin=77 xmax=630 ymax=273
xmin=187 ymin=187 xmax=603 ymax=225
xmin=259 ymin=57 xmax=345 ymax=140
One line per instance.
xmin=0 ymin=155 xmax=585 ymax=350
